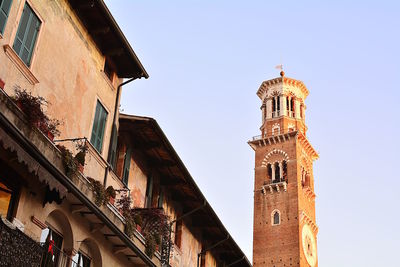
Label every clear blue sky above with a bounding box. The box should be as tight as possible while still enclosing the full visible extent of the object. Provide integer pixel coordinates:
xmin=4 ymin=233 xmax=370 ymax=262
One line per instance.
xmin=106 ymin=1 xmax=400 ymax=266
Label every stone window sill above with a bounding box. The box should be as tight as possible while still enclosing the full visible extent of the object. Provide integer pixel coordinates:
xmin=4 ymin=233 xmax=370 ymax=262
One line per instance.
xmin=3 ymin=44 xmax=39 ymax=85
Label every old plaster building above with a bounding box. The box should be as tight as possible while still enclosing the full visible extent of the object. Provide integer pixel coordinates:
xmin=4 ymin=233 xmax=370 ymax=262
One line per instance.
xmin=249 ymin=71 xmax=319 ymax=267
xmin=0 ymin=0 xmax=251 ymax=266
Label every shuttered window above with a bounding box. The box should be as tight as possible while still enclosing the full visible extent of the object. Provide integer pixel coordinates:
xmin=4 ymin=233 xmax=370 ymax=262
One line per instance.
xmin=122 ymin=146 xmax=131 ymax=185
xmin=0 ymin=0 xmax=12 ymax=34
xmin=90 ymin=101 xmax=108 ymax=153
xmin=145 ymin=175 xmax=153 ymax=208
xmin=12 ymin=3 xmax=41 ymax=66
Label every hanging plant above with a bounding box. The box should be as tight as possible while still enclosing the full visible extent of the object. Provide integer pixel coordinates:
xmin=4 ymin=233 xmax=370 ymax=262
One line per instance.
xmin=116 ymin=193 xmax=136 ymax=238
xmin=116 ymin=194 xmax=172 ymax=258
xmin=56 ymin=145 xmax=78 ymax=178
xmin=87 ymin=177 xmax=115 ymax=207
xmin=144 ymin=234 xmax=157 ymax=257
xmin=12 ymin=86 xmax=61 ymax=140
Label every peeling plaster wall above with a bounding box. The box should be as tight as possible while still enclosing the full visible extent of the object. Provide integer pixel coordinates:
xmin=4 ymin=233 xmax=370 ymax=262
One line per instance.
xmin=0 ymin=0 xmax=122 ymax=159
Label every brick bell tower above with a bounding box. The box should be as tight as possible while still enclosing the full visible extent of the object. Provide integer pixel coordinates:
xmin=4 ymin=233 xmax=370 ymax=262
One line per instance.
xmin=249 ymin=71 xmax=319 ymax=267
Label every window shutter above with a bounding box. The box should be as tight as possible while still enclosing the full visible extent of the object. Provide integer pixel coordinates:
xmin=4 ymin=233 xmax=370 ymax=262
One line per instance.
xmin=122 ymin=147 xmax=131 ymax=185
xmin=90 ymin=101 xmax=108 ymax=153
xmin=108 ymin=124 xmax=118 ymax=169
xmin=0 ymin=0 xmax=12 ymax=34
xmin=12 ymin=3 xmax=41 ymax=66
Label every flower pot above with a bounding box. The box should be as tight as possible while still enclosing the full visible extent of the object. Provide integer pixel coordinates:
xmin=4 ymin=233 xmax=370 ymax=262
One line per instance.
xmin=46 ymin=131 xmax=54 ymax=141
xmin=109 ymin=196 xmax=115 ymax=205
xmin=136 ymin=225 xmax=142 ymax=233
xmin=77 ymin=163 xmax=84 ymax=173
xmin=16 ymin=100 xmax=23 ymax=110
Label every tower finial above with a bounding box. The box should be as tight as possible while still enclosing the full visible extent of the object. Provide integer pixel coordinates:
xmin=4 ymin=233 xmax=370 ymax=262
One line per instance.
xmin=275 ymin=64 xmax=284 ymax=76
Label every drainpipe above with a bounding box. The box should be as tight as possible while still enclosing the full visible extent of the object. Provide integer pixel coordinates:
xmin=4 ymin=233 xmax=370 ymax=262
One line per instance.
xmin=104 ymin=76 xmax=139 ymax=186
xmin=197 ymin=235 xmax=230 ymax=267
xmin=167 ymin=199 xmax=207 ymax=265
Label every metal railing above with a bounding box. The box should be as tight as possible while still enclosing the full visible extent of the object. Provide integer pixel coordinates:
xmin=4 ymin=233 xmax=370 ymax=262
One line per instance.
xmin=40 ymin=242 xmax=79 ymax=267
xmin=251 ymin=128 xmax=298 ymax=141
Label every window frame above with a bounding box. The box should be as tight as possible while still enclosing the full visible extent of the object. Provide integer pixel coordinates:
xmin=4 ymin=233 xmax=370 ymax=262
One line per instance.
xmin=174 ymin=218 xmax=183 ymax=248
xmin=0 ymin=173 xmax=20 ymax=221
xmin=11 ymin=1 xmax=41 ymax=67
xmin=271 ymin=209 xmax=281 ymax=226
xmin=0 ymin=0 xmax=13 ymax=35
xmin=144 ymin=175 xmax=153 ymax=208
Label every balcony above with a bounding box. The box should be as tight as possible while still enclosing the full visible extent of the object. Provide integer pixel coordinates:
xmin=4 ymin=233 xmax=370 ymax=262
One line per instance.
xmin=261 ymin=180 xmax=287 ymax=194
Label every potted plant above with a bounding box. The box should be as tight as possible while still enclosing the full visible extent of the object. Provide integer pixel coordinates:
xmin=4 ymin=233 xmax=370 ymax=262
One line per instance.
xmin=87 ymin=177 xmax=116 ymax=207
xmin=57 ymin=145 xmax=78 ymax=178
xmin=106 ymin=186 xmax=116 ymax=205
xmin=74 ymin=143 xmax=88 ymax=173
xmin=12 ymin=86 xmax=61 ymax=141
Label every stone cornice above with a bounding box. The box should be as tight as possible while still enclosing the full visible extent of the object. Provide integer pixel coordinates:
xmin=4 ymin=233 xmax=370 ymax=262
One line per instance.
xmin=248 ymin=131 xmax=297 ymax=150
xmin=297 ymin=132 xmax=319 ymax=161
xmin=300 ymin=210 xmax=318 ymax=234
xmin=257 ymin=76 xmax=309 ymax=99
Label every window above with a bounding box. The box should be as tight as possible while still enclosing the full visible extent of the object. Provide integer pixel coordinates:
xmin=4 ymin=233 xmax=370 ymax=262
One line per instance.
xmin=0 ymin=0 xmax=12 ymax=34
xmin=12 ymin=2 xmax=41 ymax=66
xmin=276 ymin=96 xmax=280 ymax=112
xmin=300 ymin=104 xmax=304 ymax=118
xmin=0 ymin=177 xmax=18 ymax=220
xmin=286 ymin=96 xmax=289 ymax=111
xmin=157 ymin=187 xmax=164 ymax=208
xmin=0 ymin=181 xmax=14 ymax=219
xmin=144 ymin=175 xmax=153 ymax=208
xmin=104 ymin=58 xmax=116 ymax=82
xmin=174 ymin=219 xmax=182 ymax=248
xmin=122 ymin=146 xmax=131 ymax=185
xmin=274 ymin=162 xmax=280 ymax=182
xmin=72 ymin=251 xmax=91 ymax=267
xmin=282 ymin=160 xmax=287 ymax=182
xmin=40 ymin=228 xmax=63 ymax=267
xmin=272 ymin=210 xmax=280 ymax=225
xmin=90 ymin=100 xmax=108 ymax=153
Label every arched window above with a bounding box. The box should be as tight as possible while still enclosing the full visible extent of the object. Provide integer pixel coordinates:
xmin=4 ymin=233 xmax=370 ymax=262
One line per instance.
xmin=286 ymin=96 xmax=290 ymax=111
xmin=282 ymin=160 xmax=287 ymax=182
xmin=290 ymin=98 xmax=294 ymax=111
xmin=272 ymin=98 xmax=276 ymax=113
xmin=300 ymin=104 xmax=304 ymax=118
xmin=276 ymin=96 xmax=280 ymax=113
xmin=271 ymin=210 xmax=281 ymax=226
xmin=274 ymin=162 xmax=280 ymax=182
xmin=40 ymin=228 xmax=63 ymax=267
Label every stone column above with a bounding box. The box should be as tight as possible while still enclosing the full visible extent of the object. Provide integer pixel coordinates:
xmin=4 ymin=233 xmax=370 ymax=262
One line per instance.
xmin=280 ymin=95 xmax=285 ymax=116
xmin=266 ymin=99 xmax=272 ymax=119
xmin=279 ymin=161 xmax=283 ymax=182
xmin=295 ymin=99 xmax=301 ymax=119
xmin=271 ymin=163 xmax=275 ymax=182
xmin=282 ymin=95 xmax=287 ymax=116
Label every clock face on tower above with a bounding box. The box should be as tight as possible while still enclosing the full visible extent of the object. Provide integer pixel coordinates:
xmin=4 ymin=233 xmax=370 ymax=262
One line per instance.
xmin=302 ymin=224 xmax=317 ymax=266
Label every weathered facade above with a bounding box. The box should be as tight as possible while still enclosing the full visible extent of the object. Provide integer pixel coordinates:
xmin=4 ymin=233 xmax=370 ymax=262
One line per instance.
xmin=249 ymin=71 xmax=319 ymax=267
xmin=0 ymin=0 xmax=251 ymax=266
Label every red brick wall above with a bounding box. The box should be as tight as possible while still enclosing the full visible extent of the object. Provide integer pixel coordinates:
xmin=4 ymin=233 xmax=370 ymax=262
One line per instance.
xmin=253 ymin=136 xmax=317 ymax=267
